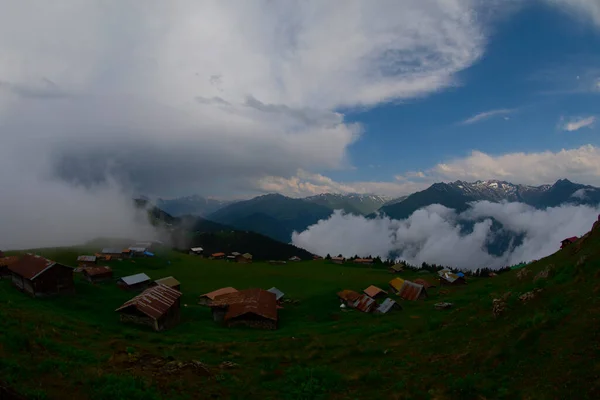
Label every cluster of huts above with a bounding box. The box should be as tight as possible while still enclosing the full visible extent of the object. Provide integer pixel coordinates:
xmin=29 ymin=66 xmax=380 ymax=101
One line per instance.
xmin=189 ymin=248 xmax=254 ymax=263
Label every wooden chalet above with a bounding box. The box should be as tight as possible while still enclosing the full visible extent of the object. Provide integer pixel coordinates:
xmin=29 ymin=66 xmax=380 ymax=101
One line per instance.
xmin=331 ymin=256 xmax=345 ymax=264
xmin=99 ymin=248 xmax=125 ymax=260
xmin=82 ymin=266 xmax=113 ymax=283
xmin=438 ymin=270 xmax=467 ymax=286
xmin=77 ymin=255 xmax=97 ymax=268
xmin=115 ymin=284 xmax=182 ymax=331
xmin=211 ymin=252 xmax=226 ymax=260
xmin=7 ymin=254 xmax=74 ymax=297
xmin=198 ymin=287 xmax=238 ymax=306
xmin=354 ymin=258 xmax=373 ymax=265
xmin=117 ymin=273 xmax=151 ymax=291
xmin=560 ymin=236 xmax=578 ymax=249
xmin=236 ymin=253 xmax=253 ymax=263
xmin=153 ymin=276 xmax=181 ymax=291
xmin=209 ymin=288 xmax=278 ymax=330
xmin=363 ymin=285 xmax=388 ymax=299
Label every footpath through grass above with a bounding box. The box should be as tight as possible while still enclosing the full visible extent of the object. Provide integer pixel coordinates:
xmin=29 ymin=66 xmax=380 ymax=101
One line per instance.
xmin=1 ymin=241 xmax=600 ymax=400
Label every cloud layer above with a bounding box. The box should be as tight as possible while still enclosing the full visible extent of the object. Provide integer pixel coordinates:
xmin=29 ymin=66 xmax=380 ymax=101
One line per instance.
xmin=0 ymin=0 xmax=488 ymax=198
xmin=561 ymin=116 xmax=596 ymax=132
xmin=292 ymin=202 xmax=600 ymax=270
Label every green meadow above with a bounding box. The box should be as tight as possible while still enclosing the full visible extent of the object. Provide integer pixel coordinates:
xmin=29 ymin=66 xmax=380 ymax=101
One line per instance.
xmin=1 ymin=239 xmax=600 ymax=400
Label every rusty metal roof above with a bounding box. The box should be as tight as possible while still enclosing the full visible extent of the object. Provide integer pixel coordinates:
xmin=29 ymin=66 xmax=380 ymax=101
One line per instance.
xmin=364 ymin=285 xmax=387 ymax=298
xmin=376 ymin=298 xmax=402 ymax=313
xmin=115 ymin=284 xmax=182 ymax=320
xmin=353 ymin=294 xmax=376 ymax=313
xmin=77 ymin=255 xmax=97 ymax=262
xmin=83 ymin=266 xmax=112 ymax=276
xmin=201 ymin=287 xmax=238 ymax=301
xmin=0 ymin=256 xmax=19 ymax=267
xmin=7 ymin=254 xmax=64 ymax=280
xmin=222 ymin=289 xmax=278 ymax=322
xmin=212 ymin=252 xmax=225 ymax=257
xmin=155 ymin=276 xmax=180 ymax=288
xmin=337 ymin=289 xmax=361 ymax=302
xmin=398 ymin=280 xmax=427 ymax=301
xmin=413 ymin=278 xmax=435 ymax=289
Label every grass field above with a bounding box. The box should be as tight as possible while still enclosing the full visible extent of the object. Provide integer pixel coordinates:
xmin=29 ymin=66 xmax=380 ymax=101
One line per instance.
xmin=2 ymin=235 xmax=600 ymax=400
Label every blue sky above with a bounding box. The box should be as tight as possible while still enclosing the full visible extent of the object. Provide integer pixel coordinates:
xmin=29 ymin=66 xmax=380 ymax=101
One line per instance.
xmin=334 ymin=2 xmax=600 ymax=187
xmin=3 ymin=0 xmax=600 ymax=201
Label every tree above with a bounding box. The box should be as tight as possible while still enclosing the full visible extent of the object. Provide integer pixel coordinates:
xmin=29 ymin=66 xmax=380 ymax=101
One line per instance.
xmin=325 ymin=253 xmax=331 ymax=260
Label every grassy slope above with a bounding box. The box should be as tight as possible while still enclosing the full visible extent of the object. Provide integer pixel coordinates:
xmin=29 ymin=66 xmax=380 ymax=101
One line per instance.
xmin=1 ymin=231 xmax=600 ymax=400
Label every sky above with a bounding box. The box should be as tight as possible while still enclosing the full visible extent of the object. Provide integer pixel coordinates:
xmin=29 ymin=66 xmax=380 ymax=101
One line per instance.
xmin=1 ymin=1 xmax=600 ymax=202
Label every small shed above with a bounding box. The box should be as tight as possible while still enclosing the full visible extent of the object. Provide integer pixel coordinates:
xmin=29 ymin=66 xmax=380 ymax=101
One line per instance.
xmin=128 ymin=247 xmax=148 ymax=257
xmin=236 ymin=253 xmax=253 ymax=263
xmin=100 ymin=248 xmax=124 ymax=260
xmin=397 ymin=280 xmax=427 ymax=301
xmin=389 ymin=263 xmax=404 ymax=273
xmin=231 ymin=252 xmax=241 ymax=257
xmin=354 ymin=258 xmax=373 ymax=265
xmin=353 ymin=294 xmax=377 ymax=313
xmin=313 ymin=255 xmax=323 ymax=260
xmin=337 ymin=289 xmax=362 ymax=307
xmin=269 ymin=260 xmax=287 ymax=265
xmin=210 ymin=288 xmax=278 ymax=330
xmin=115 ymin=284 xmax=182 ymax=331
xmin=154 ymin=276 xmax=181 ymax=291
xmin=363 ymin=285 xmax=388 ymax=299
xmin=413 ymin=278 xmax=436 ymax=289
xmin=375 ymin=298 xmax=402 ymax=314
xmin=438 ymin=270 xmax=466 ymax=286
xmin=189 ymin=247 xmax=204 ymax=256
xmin=389 ymin=277 xmax=405 ymax=294
xmin=82 ymin=266 xmax=113 ymax=283
xmin=211 ymin=252 xmax=226 ymax=260
xmin=560 ymin=236 xmax=578 ymax=249
xmin=117 ymin=273 xmax=151 ymax=291
xmin=198 ymin=287 xmax=238 ymax=306
xmin=289 ymin=256 xmax=301 ymax=262
xmin=331 ymin=257 xmax=345 ymax=264
xmin=267 ymin=287 xmax=285 ymax=301
xmin=8 ymin=254 xmax=74 ymax=297
xmin=77 ymin=255 xmax=97 ymax=268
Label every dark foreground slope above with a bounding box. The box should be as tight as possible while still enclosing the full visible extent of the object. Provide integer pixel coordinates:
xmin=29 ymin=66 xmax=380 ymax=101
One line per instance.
xmin=1 ymin=221 xmax=600 ymax=399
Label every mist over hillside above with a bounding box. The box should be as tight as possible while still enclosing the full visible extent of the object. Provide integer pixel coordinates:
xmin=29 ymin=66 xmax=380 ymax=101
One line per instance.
xmin=292 ymin=201 xmax=600 ymax=270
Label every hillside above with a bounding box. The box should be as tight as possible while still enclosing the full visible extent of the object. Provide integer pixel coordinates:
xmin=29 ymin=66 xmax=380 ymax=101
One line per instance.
xmin=375 ymin=178 xmax=600 ymax=220
xmin=156 ymin=196 xmax=234 ymax=217
xmin=1 ymin=217 xmax=600 ymax=399
xmin=304 ymin=193 xmax=391 ymax=215
xmin=206 ymin=193 xmax=333 ymax=243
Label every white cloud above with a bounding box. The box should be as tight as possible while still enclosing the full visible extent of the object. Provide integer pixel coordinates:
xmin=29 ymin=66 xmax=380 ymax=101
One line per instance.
xmin=0 ymin=0 xmax=488 ymax=199
xmin=292 ymin=202 xmax=600 ymax=269
xmin=256 ymin=169 xmax=429 ymax=198
xmin=561 ymin=116 xmax=596 ymax=132
xmin=571 ymin=188 xmax=588 ymax=199
xmin=544 ymin=0 xmax=600 ymax=27
xmin=460 ymin=108 xmax=514 ymax=125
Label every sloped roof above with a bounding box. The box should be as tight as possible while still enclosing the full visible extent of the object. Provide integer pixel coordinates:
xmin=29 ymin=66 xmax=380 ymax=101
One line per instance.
xmin=376 ymin=298 xmax=401 ymax=313
xmin=115 ymin=284 xmax=182 ymax=320
xmin=438 ymin=270 xmax=461 ymax=283
xmin=562 ymin=236 xmax=578 ymax=243
xmin=389 ymin=278 xmax=405 ymax=292
xmin=337 ymin=289 xmax=361 ymax=302
xmin=231 ymin=252 xmax=241 ymax=256
xmin=267 ymin=287 xmax=284 ymax=300
xmin=190 ymin=247 xmax=203 ymax=252
xmin=200 ymin=287 xmax=238 ymax=300
xmin=331 ymin=257 xmax=345 ymax=262
xmin=413 ymin=278 xmax=435 ymax=289
xmin=212 ymin=252 xmax=225 ymax=257
xmin=77 ymin=255 xmax=97 ymax=262
xmin=397 ymin=280 xmax=426 ymax=301
xmin=0 ymin=256 xmax=19 ymax=267
xmin=353 ymin=294 xmax=376 ymax=312
xmin=289 ymin=256 xmax=301 ymax=261
xmin=8 ymin=254 xmax=65 ymax=280
xmin=242 ymin=253 xmax=252 ymax=259
xmin=222 ymin=289 xmax=278 ymax=322
xmin=390 ymin=263 xmax=404 ymax=271
xmin=83 ymin=266 xmax=112 ymax=276
xmin=456 ymin=272 xmax=465 ymax=278
xmin=120 ymin=273 xmax=151 ymax=286
xmin=129 ymin=247 xmax=147 ymax=252
xmin=155 ymin=276 xmax=180 ymax=288
xmin=364 ymin=285 xmax=387 ymax=298
xmin=354 ymin=258 xmax=373 ymax=263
